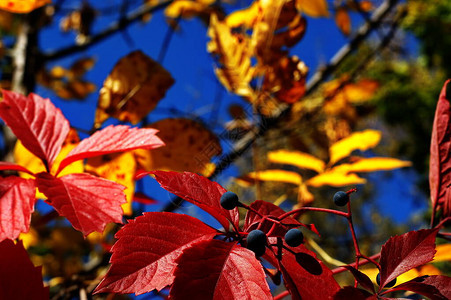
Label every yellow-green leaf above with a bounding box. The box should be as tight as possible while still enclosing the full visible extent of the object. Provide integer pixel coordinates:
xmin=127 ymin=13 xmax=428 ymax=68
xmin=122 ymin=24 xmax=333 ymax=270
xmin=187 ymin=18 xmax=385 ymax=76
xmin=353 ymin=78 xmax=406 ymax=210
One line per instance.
xmin=296 ymin=0 xmax=329 ymax=17
xmin=237 ymin=170 xmax=302 ymax=186
xmin=329 ymin=129 xmax=381 ymax=165
xmin=345 ymin=157 xmax=412 ymax=173
xmin=268 ymin=149 xmax=325 ymax=173
xmin=307 ymin=170 xmax=366 ymax=187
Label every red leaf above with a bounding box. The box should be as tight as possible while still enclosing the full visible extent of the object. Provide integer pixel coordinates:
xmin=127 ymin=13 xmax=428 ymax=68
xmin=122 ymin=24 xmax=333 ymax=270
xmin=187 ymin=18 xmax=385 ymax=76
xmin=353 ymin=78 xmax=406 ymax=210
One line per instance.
xmin=170 ymin=240 xmax=271 ymax=300
xmin=133 ymin=192 xmax=157 ymax=204
xmin=0 ymin=90 xmax=69 ymax=167
xmin=0 ymin=240 xmax=48 ymax=300
xmin=36 ymin=172 xmax=126 ymax=236
xmin=0 ymin=162 xmax=34 ymax=175
xmin=150 ymin=171 xmax=239 ymax=230
xmin=379 ymin=229 xmax=438 ymax=289
xmin=383 ymin=275 xmax=451 ymax=300
xmin=0 ymin=176 xmax=35 ymax=241
xmin=94 ymin=212 xmax=218 ymax=295
xmin=333 ymin=286 xmax=374 ymax=300
xmin=429 ymin=80 xmax=451 ymax=216
xmin=244 ymin=200 xmax=318 ymax=237
xmin=343 ymin=266 xmax=375 ymax=293
xmin=279 ymin=245 xmax=340 ymax=300
xmin=57 ymin=125 xmax=164 ymax=174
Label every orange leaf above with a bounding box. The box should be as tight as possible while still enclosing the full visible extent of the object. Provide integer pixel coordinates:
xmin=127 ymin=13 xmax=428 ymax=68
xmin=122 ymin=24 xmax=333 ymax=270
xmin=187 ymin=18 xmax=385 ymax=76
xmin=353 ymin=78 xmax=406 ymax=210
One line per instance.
xmin=237 ymin=170 xmax=302 ymax=186
xmin=134 ymin=118 xmax=221 ymax=177
xmin=433 ymin=244 xmax=451 ymax=262
xmin=95 ymin=50 xmax=174 ymax=127
xmin=225 ymin=0 xmax=261 ymax=28
xmin=164 ymin=0 xmax=214 ymax=19
xmin=329 ymin=130 xmax=381 ymax=165
xmin=335 ymin=8 xmax=351 ymax=36
xmin=296 ymin=0 xmax=329 ymax=17
xmin=268 ymin=149 xmax=325 ymax=173
xmin=0 ymin=0 xmax=50 ymax=13
xmin=85 ymin=152 xmax=136 ymax=215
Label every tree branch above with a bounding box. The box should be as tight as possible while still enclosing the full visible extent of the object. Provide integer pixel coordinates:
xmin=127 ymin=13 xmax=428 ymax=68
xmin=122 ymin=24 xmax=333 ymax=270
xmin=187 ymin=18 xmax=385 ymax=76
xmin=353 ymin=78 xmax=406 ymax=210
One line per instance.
xmin=43 ymin=0 xmax=173 ymax=62
xmin=162 ymin=0 xmax=402 ymax=212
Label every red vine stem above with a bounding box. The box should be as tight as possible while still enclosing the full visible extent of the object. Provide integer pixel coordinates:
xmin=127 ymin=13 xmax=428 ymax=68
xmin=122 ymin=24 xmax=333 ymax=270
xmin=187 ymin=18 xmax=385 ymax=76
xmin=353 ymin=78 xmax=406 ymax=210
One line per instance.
xmin=332 ymin=253 xmax=381 ymax=275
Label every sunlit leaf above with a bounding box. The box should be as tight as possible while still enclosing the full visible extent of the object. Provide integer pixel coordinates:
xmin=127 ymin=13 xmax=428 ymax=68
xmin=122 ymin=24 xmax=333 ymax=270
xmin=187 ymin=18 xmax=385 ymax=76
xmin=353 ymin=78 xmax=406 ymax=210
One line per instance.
xmin=268 ymin=149 xmax=325 ymax=173
xmin=134 ymin=118 xmax=221 ymax=176
xmin=433 ymin=244 xmax=451 ymax=262
xmin=329 ymin=129 xmax=381 ymax=165
xmin=0 ymin=0 xmax=50 ymax=13
xmin=237 ymin=170 xmax=302 ymax=186
xmin=307 ymin=169 xmax=366 ymax=187
xmin=207 ymin=14 xmax=254 ymax=97
xmin=85 ymin=152 xmax=136 ymax=215
xmin=296 ymin=0 xmax=329 ymax=17
xmin=344 ymin=157 xmax=412 ymax=173
xmin=165 ymin=0 xmax=214 ymax=19
xmin=335 ymin=7 xmax=351 ymax=35
xmin=95 ymin=50 xmax=174 ymax=127
xmin=225 ymin=0 xmax=260 ymax=28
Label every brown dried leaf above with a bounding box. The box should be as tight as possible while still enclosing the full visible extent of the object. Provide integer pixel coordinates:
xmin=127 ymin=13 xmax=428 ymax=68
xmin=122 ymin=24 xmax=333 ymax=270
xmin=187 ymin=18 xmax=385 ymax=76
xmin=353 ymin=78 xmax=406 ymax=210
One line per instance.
xmin=335 ymin=8 xmax=351 ymax=36
xmin=134 ymin=118 xmax=221 ymax=176
xmin=95 ymin=50 xmax=174 ymax=127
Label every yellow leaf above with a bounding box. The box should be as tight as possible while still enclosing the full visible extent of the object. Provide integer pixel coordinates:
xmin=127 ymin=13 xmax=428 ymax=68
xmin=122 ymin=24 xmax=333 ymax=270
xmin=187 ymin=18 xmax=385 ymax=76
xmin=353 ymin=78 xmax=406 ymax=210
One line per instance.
xmin=225 ymin=0 xmax=261 ymax=28
xmin=307 ymin=169 xmax=366 ymax=187
xmin=95 ymin=50 xmax=174 ymax=128
xmin=85 ymin=152 xmax=136 ymax=215
xmin=134 ymin=118 xmax=221 ymax=177
xmin=18 ymin=227 xmax=38 ymax=249
xmin=298 ymin=183 xmax=314 ymax=205
xmin=165 ymin=0 xmax=213 ymax=19
xmin=268 ymin=149 xmax=325 ymax=173
xmin=207 ymin=14 xmax=254 ymax=97
xmin=335 ymin=8 xmax=351 ymax=36
xmin=237 ymin=170 xmax=302 ymax=186
xmin=362 ymin=264 xmax=441 ymax=287
xmin=433 ymin=244 xmax=451 ymax=262
xmin=0 ymin=0 xmax=50 ymax=13
xmin=345 ymin=157 xmax=412 ymax=173
xmin=296 ymin=0 xmax=329 ymax=17
xmin=329 ymin=129 xmax=382 ymax=165
xmin=417 ymin=264 xmax=441 ymax=276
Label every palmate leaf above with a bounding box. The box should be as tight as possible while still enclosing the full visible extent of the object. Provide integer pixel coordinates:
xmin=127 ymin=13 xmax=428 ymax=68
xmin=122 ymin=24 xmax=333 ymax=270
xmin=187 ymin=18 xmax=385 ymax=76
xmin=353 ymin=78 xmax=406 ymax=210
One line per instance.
xmin=94 ymin=212 xmax=218 ymax=295
xmin=0 ymin=90 xmax=69 ymax=167
xmin=170 ymin=240 xmax=271 ymax=300
xmin=36 ymin=172 xmax=126 ymax=236
xmin=0 ymin=176 xmax=35 ymax=241
xmin=0 ymin=240 xmax=48 ymax=300
xmin=150 ymin=171 xmax=239 ymax=230
xmin=379 ymin=229 xmax=439 ymax=289
xmin=57 ymin=125 xmax=164 ymax=173
xmin=429 ymin=80 xmax=451 ymax=216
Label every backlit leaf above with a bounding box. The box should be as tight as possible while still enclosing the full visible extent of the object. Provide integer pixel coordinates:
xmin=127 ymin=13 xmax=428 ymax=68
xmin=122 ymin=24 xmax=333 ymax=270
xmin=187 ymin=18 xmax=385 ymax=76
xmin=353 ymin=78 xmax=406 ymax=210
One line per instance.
xmin=329 ymin=129 xmax=382 ymax=165
xmin=429 ymin=80 xmax=451 ymax=216
xmin=85 ymin=152 xmax=136 ymax=215
xmin=0 ymin=240 xmax=48 ymax=300
xmin=57 ymin=125 xmax=164 ymax=174
xmin=0 ymin=176 xmax=35 ymax=241
xmin=0 ymin=90 xmax=69 ymax=167
xmin=164 ymin=0 xmax=213 ymax=19
xmin=134 ymin=118 xmax=221 ymax=176
xmin=335 ymin=8 xmax=351 ymax=35
xmin=95 ymin=50 xmax=174 ymax=127
xmin=150 ymin=171 xmax=239 ymax=230
xmin=268 ymin=149 xmax=325 ymax=173
xmin=0 ymin=0 xmax=50 ymax=13
xmin=433 ymin=244 xmax=451 ymax=262
xmin=207 ymin=14 xmax=254 ymax=97
xmin=379 ymin=229 xmax=438 ymax=289
xmin=296 ymin=0 xmax=329 ymax=17
xmin=385 ymin=276 xmax=451 ymax=300
xmin=225 ymin=0 xmax=260 ymax=28
xmin=307 ymin=169 xmax=366 ymax=187
xmin=237 ymin=170 xmax=302 ymax=186
xmin=94 ymin=212 xmax=218 ymax=295
xmin=170 ymin=240 xmax=272 ymax=299
xmin=36 ymin=172 xmax=126 ymax=236
xmin=344 ymin=157 xmax=412 ymax=173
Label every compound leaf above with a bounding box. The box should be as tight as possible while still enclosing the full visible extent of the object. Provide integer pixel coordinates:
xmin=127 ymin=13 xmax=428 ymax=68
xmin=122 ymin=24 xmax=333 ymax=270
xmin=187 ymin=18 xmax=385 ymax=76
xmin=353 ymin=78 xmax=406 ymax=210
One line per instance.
xmin=329 ymin=130 xmax=381 ymax=165
xmin=268 ymin=150 xmax=325 ymax=173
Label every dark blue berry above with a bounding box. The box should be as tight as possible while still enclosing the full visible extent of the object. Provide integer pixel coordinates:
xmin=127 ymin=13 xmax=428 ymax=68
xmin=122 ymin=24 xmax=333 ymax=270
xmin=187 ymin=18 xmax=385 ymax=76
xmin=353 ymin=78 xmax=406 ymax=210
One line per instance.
xmin=220 ymin=191 xmax=239 ymax=210
xmin=246 ymin=230 xmax=266 ymax=256
xmin=333 ymin=191 xmax=349 ymax=206
xmin=376 ymin=273 xmax=397 ymax=288
xmin=284 ymin=228 xmax=304 ymax=247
